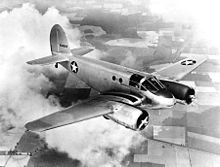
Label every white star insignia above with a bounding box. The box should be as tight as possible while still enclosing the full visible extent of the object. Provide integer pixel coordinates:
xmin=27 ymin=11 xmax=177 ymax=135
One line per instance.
xmin=181 ymin=59 xmax=196 ymax=66
xmin=141 ymin=118 xmax=148 ymax=126
xmin=70 ymin=61 xmax=78 ymax=73
xmin=139 ymin=117 xmax=149 ymax=129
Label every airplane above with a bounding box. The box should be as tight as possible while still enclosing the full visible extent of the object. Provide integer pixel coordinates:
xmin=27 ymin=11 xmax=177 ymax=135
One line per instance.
xmin=24 ymin=24 xmax=207 ymax=132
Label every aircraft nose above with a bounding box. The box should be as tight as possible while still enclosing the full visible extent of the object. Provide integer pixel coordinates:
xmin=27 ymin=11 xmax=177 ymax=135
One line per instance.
xmin=156 ymin=89 xmax=173 ymax=98
xmin=153 ymin=89 xmax=176 ymax=107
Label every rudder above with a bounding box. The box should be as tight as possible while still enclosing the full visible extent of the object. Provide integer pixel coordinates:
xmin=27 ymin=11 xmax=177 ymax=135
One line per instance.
xmin=50 ymin=24 xmax=71 ymax=55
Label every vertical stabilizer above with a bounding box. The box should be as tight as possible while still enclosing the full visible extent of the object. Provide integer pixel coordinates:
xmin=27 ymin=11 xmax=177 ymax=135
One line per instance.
xmin=50 ymin=24 xmax=71 ymax=55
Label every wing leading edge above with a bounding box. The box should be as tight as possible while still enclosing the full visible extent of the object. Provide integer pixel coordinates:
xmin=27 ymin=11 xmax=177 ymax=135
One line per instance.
xmin=154 ymin=54 xmax=207 ymax=80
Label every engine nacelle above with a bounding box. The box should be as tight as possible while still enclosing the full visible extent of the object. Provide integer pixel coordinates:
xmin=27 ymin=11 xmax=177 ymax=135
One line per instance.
xmin=160 ymin=79 xmax=195 ymax=104
xmin=100 ymin=94 xmax=149 ymax=130
xmin=104 ymin=104 xmax=149 ymax=131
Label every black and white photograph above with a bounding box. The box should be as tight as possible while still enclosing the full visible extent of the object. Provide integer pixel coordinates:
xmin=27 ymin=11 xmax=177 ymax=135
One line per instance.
xmin=0 ymin=0 xmax=220 ymax=166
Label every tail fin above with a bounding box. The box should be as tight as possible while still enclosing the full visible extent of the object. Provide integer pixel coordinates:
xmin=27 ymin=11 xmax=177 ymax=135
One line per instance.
xmin=26 ymin=24 xmax=93 ymax=66
xmin=26 ymin=24 xmax=70 ymax=65
xmin=50 ymin=24 xmax=71 ymax=55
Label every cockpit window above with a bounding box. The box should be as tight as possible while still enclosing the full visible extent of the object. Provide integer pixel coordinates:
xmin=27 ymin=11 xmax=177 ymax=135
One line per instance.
xmin=141 ymin=76 xmax=164 ymax=91
xmin=149 ymin=77 xmax=164 ymax=89
xmin=129 ymin=74 xmax=165 ymax=92
xmin=141 ymin=80 xmax=158 ymax=91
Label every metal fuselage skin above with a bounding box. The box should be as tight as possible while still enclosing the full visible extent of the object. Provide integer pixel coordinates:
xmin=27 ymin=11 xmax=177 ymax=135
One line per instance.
xmin=59 ymin=53 xmax=175 ymax=109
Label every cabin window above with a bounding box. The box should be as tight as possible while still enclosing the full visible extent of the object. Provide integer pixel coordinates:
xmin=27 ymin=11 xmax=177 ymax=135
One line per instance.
xmin=112 ymin=76 xmax=116 ymax=81
xmin=119 ymin=78 xmax=123 ymax=83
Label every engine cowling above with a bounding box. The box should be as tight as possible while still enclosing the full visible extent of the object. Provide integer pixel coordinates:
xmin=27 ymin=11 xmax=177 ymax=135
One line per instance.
xmin=100 ymin=93 xmax=149 ymax=130
xmin=104 ymin=103 xmax=149 ymax=131
xmin=160 ymin=79 xmax=195 ymax=104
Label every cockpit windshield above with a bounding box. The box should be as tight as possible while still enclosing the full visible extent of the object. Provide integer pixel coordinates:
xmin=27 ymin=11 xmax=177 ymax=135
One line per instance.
xmin=141 ymin=76 xmax=164 ymax=92
xmin=149 ymin=76 xmax=164 ymax=88
xmin=141 ymin=80 xmax=158 ymax=91
xmin=129 ymin=74 xmax=164 ymax=92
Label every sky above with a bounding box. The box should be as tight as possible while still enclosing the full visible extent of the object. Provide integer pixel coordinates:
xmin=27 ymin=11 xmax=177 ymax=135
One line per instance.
xmin=150 ymin=0 xmax=220 ymax=49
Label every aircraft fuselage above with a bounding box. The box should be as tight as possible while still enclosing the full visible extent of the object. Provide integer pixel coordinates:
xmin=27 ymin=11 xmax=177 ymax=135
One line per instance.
xmin=59 ymin=53 xmax=175 ymax=109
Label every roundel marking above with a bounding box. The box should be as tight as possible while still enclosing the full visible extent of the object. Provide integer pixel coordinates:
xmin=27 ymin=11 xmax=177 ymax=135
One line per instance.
xmin=70 ymin=61 xmax=78 ymax=73
xmin=181 ymin=59 xmax=196 ymax=65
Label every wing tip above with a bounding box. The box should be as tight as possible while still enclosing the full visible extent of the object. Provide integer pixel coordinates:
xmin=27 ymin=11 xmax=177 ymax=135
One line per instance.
xmin=24 ymin=121 xmax=48 ymax=132
xmin=25 ymin=122 xmax=37 ymax=132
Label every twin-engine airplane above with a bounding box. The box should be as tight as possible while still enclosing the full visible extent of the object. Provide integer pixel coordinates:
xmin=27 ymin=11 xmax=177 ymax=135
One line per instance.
xmin=25 ymin=24 xmax=206 ymax=132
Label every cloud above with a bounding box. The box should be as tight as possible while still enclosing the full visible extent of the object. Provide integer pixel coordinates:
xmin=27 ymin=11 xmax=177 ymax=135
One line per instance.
xmin=0 ymin=3 xmax=80 ymax=166
xmin=45 ymin=117 xmax=144 ymax=167
xmin=149 ymin=0 xmax=220 ymax=49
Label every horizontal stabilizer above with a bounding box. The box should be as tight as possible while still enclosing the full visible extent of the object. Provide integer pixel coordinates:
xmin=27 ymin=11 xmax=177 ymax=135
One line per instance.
xmin=27 ymin=55 xmax=68 ymax=65
xmin=71 ymin=47 xmax=94 ymax=56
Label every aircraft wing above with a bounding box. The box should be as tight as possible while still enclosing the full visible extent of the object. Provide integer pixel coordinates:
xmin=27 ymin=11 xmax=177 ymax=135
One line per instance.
xmin=25 ymin=96 xmax=126 ymax=132
xmin=154 ymin=54 xmax=207 ymax=80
